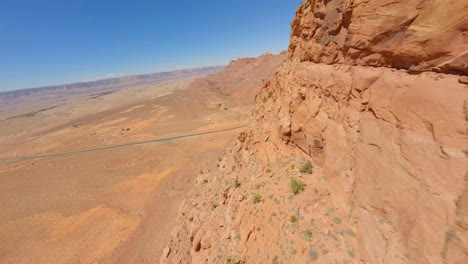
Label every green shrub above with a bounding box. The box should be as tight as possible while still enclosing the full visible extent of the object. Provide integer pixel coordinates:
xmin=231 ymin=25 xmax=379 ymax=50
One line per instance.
xmin=303 ymin=229 xmax=312 ymax=240
xmin=226 ymin=257 xmax=240 ymax=264
xmin=300 ymin=161 xmax=313 ymax=174
xmin=290 ymin=178 xmax=306 ymax=195
xmin=233 ymin=179 xmax=241 ymax=188
xmin=253 ymin=194 xmax=262 ymax=204
xmin=290 ymin=215 xmax=298 ymax=223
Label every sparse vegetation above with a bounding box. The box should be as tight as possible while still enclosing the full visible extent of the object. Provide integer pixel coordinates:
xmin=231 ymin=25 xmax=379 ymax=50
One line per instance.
xmin=290 ymin=164 xmax=295 ymax=170
xmin=290 ymin=178 xmax=306 ymax=195
xmin=300 ymin=161 xmax=313 ymax=174
xmin=268 ymin=92 xmax=273 ymax=98
xmin=226 ymin=257 xmax=240 ymax=264
xmin=340 ymin=229 xmax=356 ymax=237
xmin=262 ymin=97 xmax=268 ymax=103
xmin=290 ymin=215 xmax=298 ymax=223
xmin=200 ymin=170 xmax=204 ymax=175
xmin=266 ymin=168 xmax=271 ymax=173
xmin=211 ymin=203 xmax=219 ymax=210
xmin=202 ymin=179 xmax=208 ymax=184
xmin=189 ymin=217 xmax=194 ymax=222
xmin=233 ymin=179 xmax=241 ymax=188
xmin=303 ymin=229 xmax=312 ymax=240
xmin=272 ymin=256 xmax=279 ymax=264
xmin=253 ymin=194 xmax=262 ymax=204
xmin=332 ymin=217 xmax=342 ymax=224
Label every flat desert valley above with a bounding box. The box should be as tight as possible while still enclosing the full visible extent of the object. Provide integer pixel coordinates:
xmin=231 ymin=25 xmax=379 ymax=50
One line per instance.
xmin=0 ymin=53 xmax=285 ymax=263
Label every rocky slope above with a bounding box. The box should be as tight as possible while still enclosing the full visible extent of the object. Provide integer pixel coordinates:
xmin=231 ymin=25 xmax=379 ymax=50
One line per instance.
xmin=162 ymin=1 xmax=468 ymax=263
xmin=183 ymin=52 xmax=287 ymax=112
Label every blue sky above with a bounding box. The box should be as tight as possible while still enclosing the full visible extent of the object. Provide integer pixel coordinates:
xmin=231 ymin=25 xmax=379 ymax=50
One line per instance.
xmin=0 ymin=0 xmax=302 ymax=91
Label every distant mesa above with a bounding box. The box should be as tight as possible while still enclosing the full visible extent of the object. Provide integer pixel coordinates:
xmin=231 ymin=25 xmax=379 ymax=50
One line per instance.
xmin=0 ymin=66 xmax=225 ymax=100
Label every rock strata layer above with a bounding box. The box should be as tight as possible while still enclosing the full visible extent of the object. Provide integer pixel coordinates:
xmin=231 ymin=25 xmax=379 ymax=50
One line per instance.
xmin=289 ymin=0 xmax=468 ymax=75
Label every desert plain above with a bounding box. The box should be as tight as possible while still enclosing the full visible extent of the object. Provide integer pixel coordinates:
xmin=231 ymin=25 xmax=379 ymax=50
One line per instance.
xmin=0 ymin=53 xmax=284 ymax=263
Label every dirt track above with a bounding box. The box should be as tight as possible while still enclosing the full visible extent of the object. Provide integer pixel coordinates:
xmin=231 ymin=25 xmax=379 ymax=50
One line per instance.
xmin=0 ymin=125 xmax=246 ymax=165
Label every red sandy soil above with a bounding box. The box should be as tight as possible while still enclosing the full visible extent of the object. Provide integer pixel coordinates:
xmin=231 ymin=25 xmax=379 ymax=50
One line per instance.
xmin=0 ymin=53 xmax=285 ymax=264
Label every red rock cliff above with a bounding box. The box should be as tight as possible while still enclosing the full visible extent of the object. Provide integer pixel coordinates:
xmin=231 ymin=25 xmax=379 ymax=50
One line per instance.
xmin=289 ymin=0 xmax=468 ymax=74
xmin=162 ymin=1 xmax=468 ymax=263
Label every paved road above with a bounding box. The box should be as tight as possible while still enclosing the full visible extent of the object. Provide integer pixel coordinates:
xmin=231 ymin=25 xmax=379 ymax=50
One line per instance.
xmin=0 ymin=125 xmax=246 ymax=165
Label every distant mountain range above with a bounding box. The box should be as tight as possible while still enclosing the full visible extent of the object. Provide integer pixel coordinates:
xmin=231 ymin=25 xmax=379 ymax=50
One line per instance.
xmin=0 ymin=66 xmax=224 ymax=100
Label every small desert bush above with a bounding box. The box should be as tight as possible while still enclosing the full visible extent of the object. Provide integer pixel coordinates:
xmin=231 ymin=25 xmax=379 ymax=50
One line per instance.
xmin=253 ymin=194 xmax=262 ymax=204
xmin=300 ymin=161 xmax=313 ymax=174
xmin=290 ymin=215 xmax=298 ymax=223
xmin=303 ymin=229 xmax=312 ymax=240
xmin=226 ymin=257 xmax=240 ymax=264
xmin=233 ymin=179 xmax=241 ymax=188
xmin=266 ymin=168 xmax=271 ymax=173
xmin=290 ymin=178 xmax=306 ymax=195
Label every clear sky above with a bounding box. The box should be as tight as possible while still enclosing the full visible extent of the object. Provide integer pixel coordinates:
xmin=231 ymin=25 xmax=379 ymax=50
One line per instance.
xmin=0 ymin=0 xmax=302 ymax=91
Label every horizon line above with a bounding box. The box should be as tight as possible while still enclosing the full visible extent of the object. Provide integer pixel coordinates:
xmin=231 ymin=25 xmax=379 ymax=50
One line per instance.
xmin=0 ymin=64 xmax=227 ymax=94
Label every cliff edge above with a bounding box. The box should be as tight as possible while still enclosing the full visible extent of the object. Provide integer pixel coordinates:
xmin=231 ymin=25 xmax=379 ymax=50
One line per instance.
xmin=162 ymin=1 xmax=468 ymax=263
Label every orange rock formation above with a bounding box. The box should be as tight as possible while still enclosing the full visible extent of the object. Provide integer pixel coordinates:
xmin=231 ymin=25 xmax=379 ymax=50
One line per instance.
xmin=162 ymin=1 xmax=468 ymax=263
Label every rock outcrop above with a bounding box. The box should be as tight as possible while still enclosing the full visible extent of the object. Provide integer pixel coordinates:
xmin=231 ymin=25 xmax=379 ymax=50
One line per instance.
xmin=162 ymin=1 xmax=468 ymax=263
xmin=289 ymin=0 xmax=468 ymax=74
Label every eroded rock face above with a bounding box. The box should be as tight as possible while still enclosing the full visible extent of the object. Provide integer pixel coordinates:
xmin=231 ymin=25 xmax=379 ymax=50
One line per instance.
xmin=255 ymin=61 xmax=467 ymax=263
xmin=162 ymin=1 xmax=467 ymax=263
xmin=289 ymin=0 xmax=468 ymax=74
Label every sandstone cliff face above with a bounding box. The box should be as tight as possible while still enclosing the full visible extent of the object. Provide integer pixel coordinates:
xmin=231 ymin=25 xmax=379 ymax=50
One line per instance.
xmin=256 ymin=62 xmax=467 ymax=264
xmin=162 ymin=1 xmax=468 ymax=263
xmin=289 ymin=0 xmax=468 ymax=74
